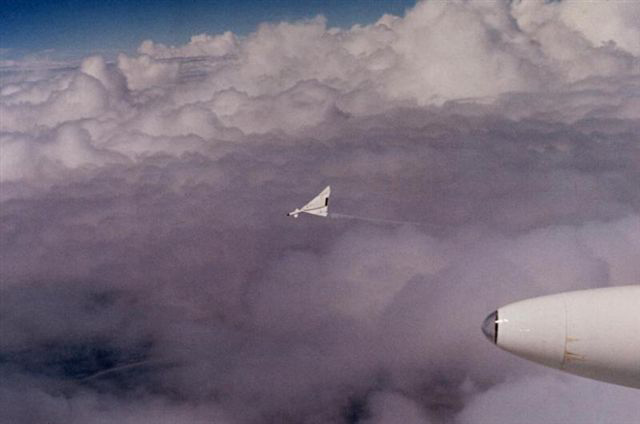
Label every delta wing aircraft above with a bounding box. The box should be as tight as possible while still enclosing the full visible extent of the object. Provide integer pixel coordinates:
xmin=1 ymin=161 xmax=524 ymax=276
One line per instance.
xmin=287 ymin=186 xmax=330 ymax=218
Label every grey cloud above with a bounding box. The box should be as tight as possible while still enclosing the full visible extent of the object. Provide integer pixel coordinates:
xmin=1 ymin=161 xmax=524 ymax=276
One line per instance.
xmin=457 ymin=374 xmax=640 ymax=424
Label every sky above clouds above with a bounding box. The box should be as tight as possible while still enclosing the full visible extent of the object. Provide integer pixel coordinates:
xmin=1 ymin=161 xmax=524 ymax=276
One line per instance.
xmin=1 ymin=1 xmax=640 ymax=423
xmin=0 ymin=0 xmax=416 ymax=58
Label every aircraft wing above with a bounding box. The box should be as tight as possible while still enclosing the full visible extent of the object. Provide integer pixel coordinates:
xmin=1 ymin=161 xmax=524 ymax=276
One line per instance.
xmin=300 ymin=185 xmax=330 ymax=217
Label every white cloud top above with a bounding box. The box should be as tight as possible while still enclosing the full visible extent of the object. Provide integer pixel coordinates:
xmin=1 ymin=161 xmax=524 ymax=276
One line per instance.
xmin=1 ymin=1 xmax=638 ymax=183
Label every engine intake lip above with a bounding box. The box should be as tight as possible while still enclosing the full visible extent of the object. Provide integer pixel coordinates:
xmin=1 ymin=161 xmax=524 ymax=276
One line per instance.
xmin=482 ymin=310 xmax=498 ymax=344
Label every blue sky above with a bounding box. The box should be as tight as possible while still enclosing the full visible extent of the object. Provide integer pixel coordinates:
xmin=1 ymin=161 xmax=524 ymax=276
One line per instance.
xmin=1 ymin=0 xmax=416 ymax=58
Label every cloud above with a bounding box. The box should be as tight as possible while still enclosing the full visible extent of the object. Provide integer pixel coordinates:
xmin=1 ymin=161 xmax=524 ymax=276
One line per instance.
xmin=363 ymin=392 xmax=433 ymax=424
xmin=138 ymin=32 xmax=239 ymax=59
xmin=554 ymin=1 xmax=640 ymax=56
xmin=1 ymin=0 xmax=639 ymax=423
xmin=116 ymin=54 xmax=179 ymax=91
xmin=457 ymin=374 xmax=640 ymax=424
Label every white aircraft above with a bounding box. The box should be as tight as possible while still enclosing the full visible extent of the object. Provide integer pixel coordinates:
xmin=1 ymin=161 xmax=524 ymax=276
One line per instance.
xmin=482 ymin=285 xmax=640 ymax=389
xmin=287 ymin=186 xmax=330 ymax=218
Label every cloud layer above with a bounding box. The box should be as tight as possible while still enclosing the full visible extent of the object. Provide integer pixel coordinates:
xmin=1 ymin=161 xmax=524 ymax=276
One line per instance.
xmin=1 ymin=1 xmax=639 ymax=423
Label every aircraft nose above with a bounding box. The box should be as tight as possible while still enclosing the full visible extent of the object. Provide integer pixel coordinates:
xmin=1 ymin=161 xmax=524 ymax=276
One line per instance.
xmin=482 ymin=310 xmax=498 ymax=344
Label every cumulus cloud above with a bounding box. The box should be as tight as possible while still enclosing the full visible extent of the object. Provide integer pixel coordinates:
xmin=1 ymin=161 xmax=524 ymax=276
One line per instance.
xmin=1 ymin=1 xmax=639 ymax=423
xmin=457 ymin=374 xmax=640 ymax=424
xmin=116 ymin=54 xmax=180 ymax=91
xmin=553 ymin=1 xmax=640 ymax=56
xmin=138 ymin=32 xmax=239 ymax=59
xmin=364 ymin=392 xmax=434 ymax=424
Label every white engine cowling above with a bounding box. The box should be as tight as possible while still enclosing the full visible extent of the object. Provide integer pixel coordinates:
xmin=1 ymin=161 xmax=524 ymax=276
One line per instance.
xmin=483 ymin=286 xmax=640 ymax=389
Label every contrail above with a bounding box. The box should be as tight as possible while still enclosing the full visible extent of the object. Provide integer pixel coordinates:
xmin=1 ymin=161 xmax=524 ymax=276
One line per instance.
xmin=330 ymin=212 xmax=426 ymax=227
xmin=288 ymin=186 xmax=431 ymax=228
xmin=77 ymin=359 xmax=177 ymax=382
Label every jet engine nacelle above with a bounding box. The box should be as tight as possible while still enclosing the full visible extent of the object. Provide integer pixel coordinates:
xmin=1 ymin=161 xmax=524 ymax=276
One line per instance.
xmin=483 ymin=285 xmax=640 ymax=389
